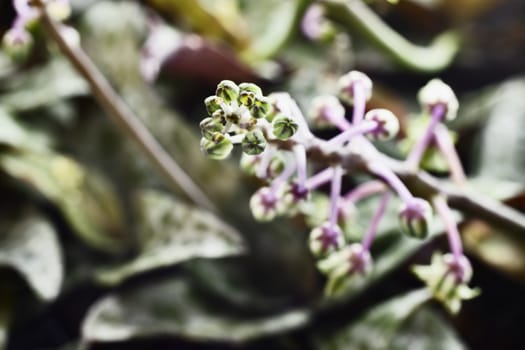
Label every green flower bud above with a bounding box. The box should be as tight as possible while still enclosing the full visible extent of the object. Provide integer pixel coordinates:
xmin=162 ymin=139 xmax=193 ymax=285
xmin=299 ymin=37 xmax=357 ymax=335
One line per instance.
xmin=238 ymin=83 xmax=262 ymax=107
xmin=418 ymin=79 xmax=459 ymax=121
xmin=364 ymin=108 xmax=400 ymax=141
xmin=199 ymin=117 xmax=224 ymax=140
xmin=204 ymin=95 xmax=223 ymax=116
xmin=398 ymin=198 xmax=433 ymax=239
xmin=272 ymin=114 xmax=299 ymax=140
xmin=241 ymin=130 xmax=267 ymax=155
xmin=200 ymin=132 xmax=233 ymax=160
xmin=309 ymin=222 xmax=345 ymax=258
xmin=2 ymin=28 xmax=33 ymax=61
xmin=338 ymin=70 xmax=373 ymax=105
xmin=216 ymin=80 xmax=239 ymax=103
xmin=251 ymin=96 xmax=270 ymax=119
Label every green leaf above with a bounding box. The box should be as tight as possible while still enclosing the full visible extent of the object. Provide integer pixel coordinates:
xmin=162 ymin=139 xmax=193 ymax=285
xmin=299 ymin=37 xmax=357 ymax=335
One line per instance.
xmin=240 ymin=0 xmax=309 ymax=61
xmin=0 ymin=214 xmax=63 ymax=301
xmin=96 ymin=190 xmax=246 ymax=285
xmin=471 ymin=79 xmax=525 ymax=183
xmin=0 ymin=151 xmax=127 ymax=253
xmin=0 ymin=58 xmax=89 ymax=113
xmin=82 ymin=276 xmax=310 ymax=343
xmin=0 ymin=108 xmax=52 ymax=151
xmin=314 ymin=289 xmax=431 ymax=349
xmin=391 ymin=307 xmax=466 ymax=350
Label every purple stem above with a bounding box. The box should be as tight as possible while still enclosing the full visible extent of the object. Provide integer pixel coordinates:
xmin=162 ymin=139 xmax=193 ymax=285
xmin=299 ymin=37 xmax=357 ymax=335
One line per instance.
xmin=433 ymin=124 xmax=466 ymax=185
xmin=293 ymin=145 xmax=307 ymax=189
xmin=305 ymin=167 xmax=335 ymax=190
xmin=270 ymin=157 xmax=297 ymax=193
xmin=256 ymin=145 xmax=276 ymax=179
xmin=325 ymin=120 xmax=377 ymax=147
xmin=325 ymin=108 xmax=352 ymax=131
xmin=369 ymin=162 xmax=413 ymax=203
xmin=343 ymin=180 xmax=386 ymax=203
xmin=361 ymin=191 xmax=391 ymax=251
xmin=329 ymin=165 xmax=343 ymax=228
xmin=352 ymin=81 xmax=366 ymax=124
xmin=433 ymin=196 xmax=463 ymax=262
xmin=406 ymin=104 xmax=446 ymax=168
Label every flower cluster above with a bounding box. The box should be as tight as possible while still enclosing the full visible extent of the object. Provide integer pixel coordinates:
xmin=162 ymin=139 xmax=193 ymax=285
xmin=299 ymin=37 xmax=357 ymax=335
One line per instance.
xmin=199 ymin=71 xmax=477 ymax=313
xmin=2 ymin=0 xmax=73 ymax=59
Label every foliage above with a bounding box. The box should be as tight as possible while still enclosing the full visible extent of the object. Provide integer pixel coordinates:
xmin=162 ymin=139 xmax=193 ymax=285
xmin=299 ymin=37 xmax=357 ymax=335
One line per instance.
xmin=0 ymin=0 xmax=524 ymax=349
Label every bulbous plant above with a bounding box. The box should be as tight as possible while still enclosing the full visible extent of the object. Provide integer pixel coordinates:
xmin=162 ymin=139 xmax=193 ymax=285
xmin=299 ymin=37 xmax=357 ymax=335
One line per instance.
xmin=199 ymin=72 xmax=480 ymax=313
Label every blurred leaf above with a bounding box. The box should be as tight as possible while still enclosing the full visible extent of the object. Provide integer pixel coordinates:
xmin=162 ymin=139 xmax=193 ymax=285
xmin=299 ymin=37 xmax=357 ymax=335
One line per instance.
xmin=82 ymin=276 xmax=310 ymax=343
xmin=0 ymin=213 xmax=63 ymax=301
xmin=314 ymin=289 xmax=431 ymax=349
xmin=391 ymin=307 xmax=465 ymax=350
xmin=0 ymin=53 xmax=15 ymax=79
xmin=472 ymin=79 xmax=525 ymax=183
xmin=0 ymin=150 xmax=127 ymax=253
xmin=96 ymin=190 xmax=246 ymax=285
xmin=0 ymin=108 xmax=52 ymax=151
xmin=147 ymin=0 xmax=248 ymax=49
xmin=0 ymin=284 xmax=12 ymax=350
xmin=0 ymin=58 xmax=88 ymax=113
xmin=240 ymin=0 xmax=308 ymax=61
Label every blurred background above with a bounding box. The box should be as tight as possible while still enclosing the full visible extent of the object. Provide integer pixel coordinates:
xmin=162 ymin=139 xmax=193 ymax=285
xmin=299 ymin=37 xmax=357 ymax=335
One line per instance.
xmin=0 ymin=0 xmax=524 ymax=349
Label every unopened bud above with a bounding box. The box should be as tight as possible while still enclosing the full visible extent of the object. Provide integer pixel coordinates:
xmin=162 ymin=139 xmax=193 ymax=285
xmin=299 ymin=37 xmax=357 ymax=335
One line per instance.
xmin=200 ymin=133 xmax=233 ymax=160
xmin=308 ymin=95 xmax=346 ymax=129
xmin=364 ymin=108 xmax=399 ymax=141
xmin=204 ymin=95 xmax=223 ymax=116
xmin=251 ymin=96 xmax=270 ymax=119
xmin=309 ymin=222 xmax=345 ymax=258
xmin=272 ymin=114 xmax=298 ymax=141
xmin=338 ymin=70 xmax=373 ymax=105
xmin=2 ymin=28 xmax=33 ymax=60
xmin=47 ymin=0 xmax=72 ymax=22
xmin=249 ymin=187 xmax=284 ymax=221
xmin=418 ymin=79 xmax=458 ymax=121
xmin=216 ymin=80 xmax=239 ymax=103
xmin=238 ymin=83 xmax=262 ymax=107
xmin=398 ymin=198 xmax=433 ymax=239
xmin=242 ymin=130 xmax=267 ymax=155
xmin=199 ymin=117 xmax=224 ymax=140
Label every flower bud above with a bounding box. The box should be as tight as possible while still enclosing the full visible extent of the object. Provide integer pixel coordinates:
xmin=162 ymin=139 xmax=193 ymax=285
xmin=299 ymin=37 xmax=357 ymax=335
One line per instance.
xmin=200 ymin=132 xmax=233 ymax=160
xmin=443 ymin=253 xmax=473 ymax=283
xmin=238 ymin=83 xmax=262 ymax=107
xmin=249 ymin=187 xmax=285 ymax=221
xmin=363 ymin=108 xmax=400 ymax=141
xmin=251 ymin=96 xmax=270 ymax=119
xmin=2 ymin=28 xmax=33 ymax=60
xmin=281 ymin=182 xmax=310 ymax=214
xmin=308 ymin=95 xmax=346 ymax=129
xmin=199 ymin=117 xmax=224 ymax=140
xmin=418 ymin=79 xmax=459 ymax=121
xmin=412 ymin=252 xmax=479 ymax=314
xmin=47 ymin=0 xmax=72 ymax=22
xmin=204 ymin=95 xmax=223 ymax=116
xmin=272 ymin=114 xmax=299 ymax=141
xmin=309 ymin=222 xmax=345 ymax=258
xmin=338 ymin=70 xmax=373 ymax=105
xmin=216 ymin=80 xmax=239 ymax=103
xmin=241 ymin=130 xmax=267 ymax=155
xmin=398 ymin=198 xmax=433 ymax=239
xmin=240 ymin=153 xmax=284 ymax=178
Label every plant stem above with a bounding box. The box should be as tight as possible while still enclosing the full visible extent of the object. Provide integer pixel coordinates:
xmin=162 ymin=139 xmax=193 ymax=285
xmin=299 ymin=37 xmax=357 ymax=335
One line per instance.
xmin=329 ymin=165 xmax=343 ymax=228
xmin=306 ymin=167 xmax=335 ymax=190
xmin=344 ymin=180 xmax=386 ymax=202
xmin=37 ymin=10 xmax=215 ymax=212
xmin=406 ymin=104 xmax=445 ymax=169
xmin=362 ymin=191 xmax=390 ymax=251
xmin=433 ymin=195 xmax=463 ymax=261
xmin=352 ymin=81 xmax=366 ymax=124
xmin=321 ymin=0 xmax=460 ymax=73
xmin=325 ymin=120 xmax=377 ymax=148
xmin=368 ymin=162 xmax=413 ymax=203
xmin=433 ymin=124 xmax=466 ymax=185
